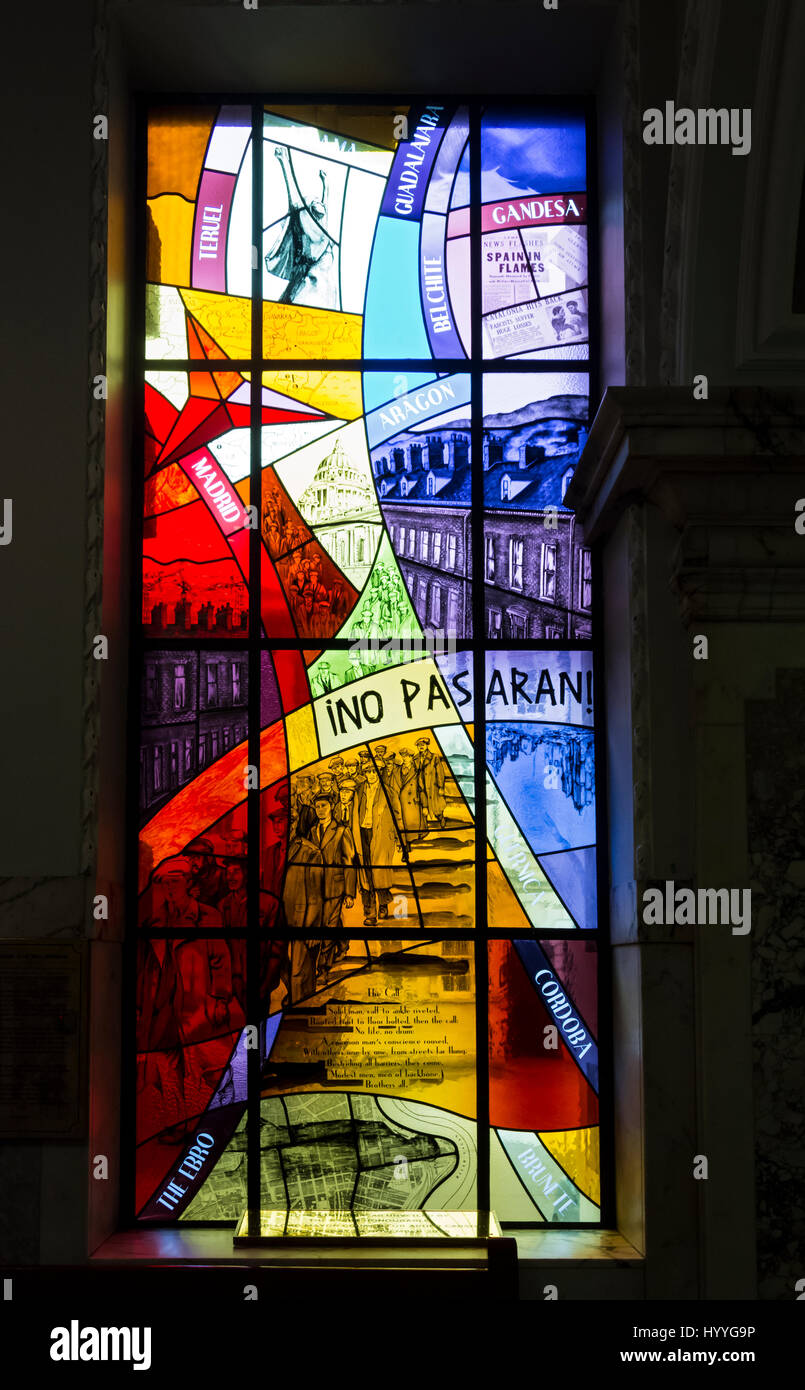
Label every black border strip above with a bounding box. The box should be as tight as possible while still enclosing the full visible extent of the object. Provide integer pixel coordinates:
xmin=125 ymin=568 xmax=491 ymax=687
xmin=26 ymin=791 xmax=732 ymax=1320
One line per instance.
xmin=246 ymin=100 xmax=263 ymax=1228
xmin=469 ymin=101 xmax=490 ymax=1231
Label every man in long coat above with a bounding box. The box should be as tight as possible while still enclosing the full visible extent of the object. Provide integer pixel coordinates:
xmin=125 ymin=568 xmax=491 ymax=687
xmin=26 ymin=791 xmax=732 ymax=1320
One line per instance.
xmin=414 ymin=736 xmax=447 ymax=828
xmin=308 ymin=792 xmax=359 ymax=972
xmin=218 ymin=860 xmax=285 ymax=1014
xmin=309 ymin=793 xmax=358 ymax=931
xmin=374 ymin=744 xmax=401 ymax=797
xmin=335 ymin=777 xmax=358 ymax=828
xmin=396 ymin=747 xmax=427 ymax=848
xmin=278 ymin=833 xmax=324 ymax=1005
xmin=352 ymin=762 xmax=402 ymax=924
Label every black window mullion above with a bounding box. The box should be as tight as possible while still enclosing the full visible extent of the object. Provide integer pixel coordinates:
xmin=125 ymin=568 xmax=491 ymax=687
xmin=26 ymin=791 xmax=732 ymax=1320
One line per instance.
xmin=125 ymin=100 xmax=150 ymax=1225
xmin=469 ymin=101 xmax=490 ymax=1229
xmin=246 ymin=100 xmax=263 ymax=1235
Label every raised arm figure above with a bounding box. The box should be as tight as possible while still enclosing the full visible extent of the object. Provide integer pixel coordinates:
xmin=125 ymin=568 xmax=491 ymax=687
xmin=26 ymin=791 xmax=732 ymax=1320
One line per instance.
xmin=274 ymin=143 xmax=303 ymax=210
xmin=265 ymin=145 xmax=338 ymax=307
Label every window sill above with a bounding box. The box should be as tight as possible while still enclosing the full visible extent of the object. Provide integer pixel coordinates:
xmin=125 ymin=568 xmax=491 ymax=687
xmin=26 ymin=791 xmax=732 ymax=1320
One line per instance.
xmin=511 ymin=1229 xmax=642 ymax=1264
xmin=90 ymin=1227 xmax=644 ymax=1297
xmin=91 ymin=1226 xmax=641 ymax=1266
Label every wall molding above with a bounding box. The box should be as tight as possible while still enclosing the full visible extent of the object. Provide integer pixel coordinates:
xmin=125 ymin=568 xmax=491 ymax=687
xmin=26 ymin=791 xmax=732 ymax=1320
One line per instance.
xmin=83 ymin=0 xmax=111 ymax=879
xmin=622 ymin=0 xmax=645 ymax=386
xmin=626 ymin=504 xmax=653 ymax=879
xmin=658 ymin=0 xmax=721 ymax=386
xmin=735 ymin=0 xmax=805 ymax=370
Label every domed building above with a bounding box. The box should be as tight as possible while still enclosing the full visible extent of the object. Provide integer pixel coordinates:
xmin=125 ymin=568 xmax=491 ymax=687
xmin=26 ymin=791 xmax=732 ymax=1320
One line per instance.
xmin=297 ymin=437 xmax=382 ymax=586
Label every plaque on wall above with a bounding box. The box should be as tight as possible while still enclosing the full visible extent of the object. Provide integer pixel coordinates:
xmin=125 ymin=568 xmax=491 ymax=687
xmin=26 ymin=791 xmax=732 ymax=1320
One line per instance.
xmin=0 ymin=942 xmax=87 ymax=1137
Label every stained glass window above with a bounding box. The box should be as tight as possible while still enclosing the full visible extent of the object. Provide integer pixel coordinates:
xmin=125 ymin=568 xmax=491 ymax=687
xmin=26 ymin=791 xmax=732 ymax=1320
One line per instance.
xmin=135 ymin=99 xmax=602 ymax=1233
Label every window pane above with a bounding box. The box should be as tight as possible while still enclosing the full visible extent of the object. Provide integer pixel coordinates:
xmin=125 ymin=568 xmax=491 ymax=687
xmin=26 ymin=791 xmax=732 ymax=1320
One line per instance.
xmin=264 ymin=646 xmax=476 ymax=938
xmin=490 ymin=938 xmax=599 ymax=1222
xmin=146 ymin=106 xmax=253 ymax=359
xmin=260 ymin=369 xmax=474 ymax=645
xmin=262 ymin=105 xmax=470 ymax=361
xmin=486 ymin=649 xmax=597 ymax=931
xmin=481 ymin=107 xmax=587 ymax=360
xmin=143 ymin=370 xmax=252 ymax=637
xmin=259 ymin=939 xmax=477 ymax=1214
xmin=137 ymin=647 xmax=249 ymax=928
xmin=166 ymin=939 xmax=479 ymax=1222
xmin=136 ymin=939 xmax=294 ymax=1221
xmin=483 ymin=372 xmax=590 ymax=641
xmin=135 ymin=935 xmax=247 ymax=1217
xmin=367 ymin=370 xmax=472 ymax=637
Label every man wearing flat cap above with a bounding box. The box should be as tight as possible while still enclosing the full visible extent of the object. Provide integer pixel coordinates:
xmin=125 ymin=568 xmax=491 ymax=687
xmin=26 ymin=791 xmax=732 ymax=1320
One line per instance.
xmin=374 ymin=744 xmax=401 ymax=797
xmin=353 ymin=760 xmax=402 ymax=924
xmin=185 ymin=836 xmax=228 ymax=908
xmin=292 ymin=774 xmax=318 ymax=841
xmin=144 ymin=855 xmax=224 ymax=931
xmin=313 ymin=659 xmax=334 ymax=696
xmin=314 ymin=769 xmax=339 ymax=811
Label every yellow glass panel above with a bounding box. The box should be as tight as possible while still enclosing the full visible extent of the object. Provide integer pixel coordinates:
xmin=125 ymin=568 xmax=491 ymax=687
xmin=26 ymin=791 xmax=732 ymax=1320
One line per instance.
xmin=284 ymin=704 xmax=319 ymax=772
xmin=147 ymin=110 xmax=214 ymax=199
xmin=539 ymin=1125 xmax=600 ymax=1206
xmin=234 ymin=1209 xmax=500 ymax=1240
xmin=487 ymin=859 xmax=535 ymax=931
xmin=263 ymin=302 xmax=362 ymax=359
xmin=147 ymin=195 xmax=194 ymax=287
xmin=180 ymin=289 xmax=251 ymax=359
xmin=177 ymin=293 xmax=363 ymax=363
xmin=261 ymin=370 xmax=363 ymax=420
xmin=266 ymin=942 xmax=476 ymax=1117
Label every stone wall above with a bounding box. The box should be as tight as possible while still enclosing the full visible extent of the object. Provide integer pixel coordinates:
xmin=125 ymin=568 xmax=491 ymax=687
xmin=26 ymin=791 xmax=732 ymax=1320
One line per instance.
xmin=746 ymin=669 xmax=805 ymax=1300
